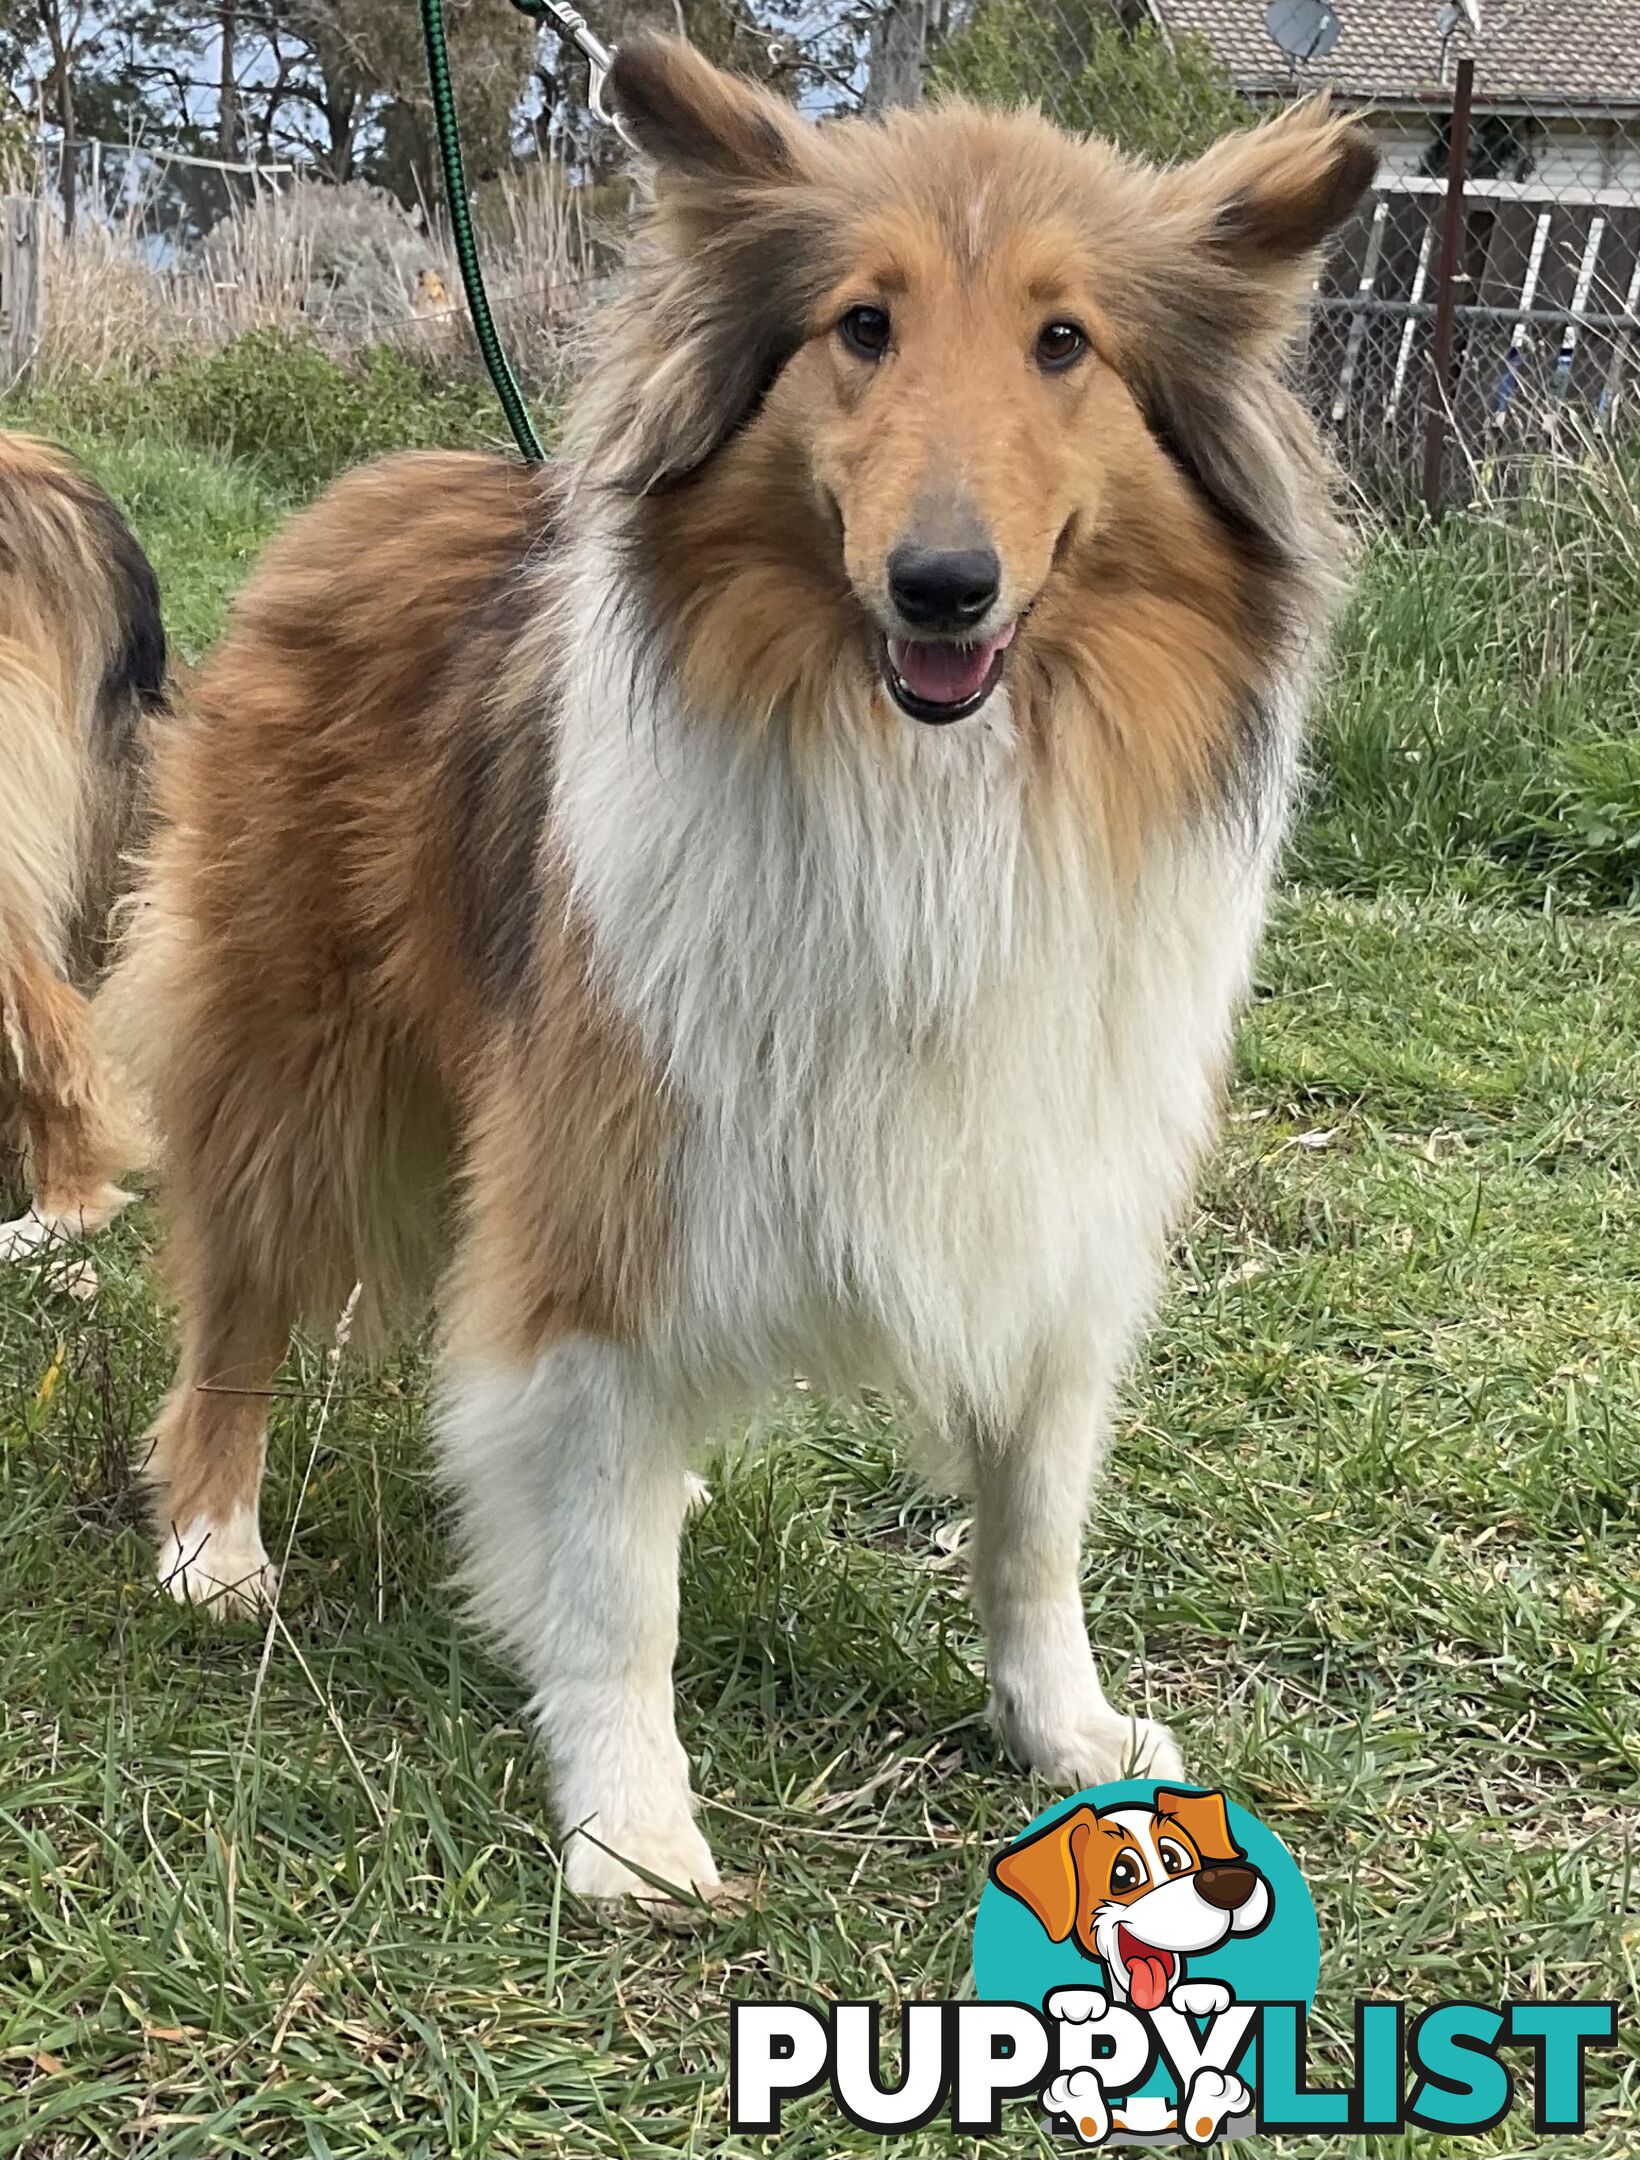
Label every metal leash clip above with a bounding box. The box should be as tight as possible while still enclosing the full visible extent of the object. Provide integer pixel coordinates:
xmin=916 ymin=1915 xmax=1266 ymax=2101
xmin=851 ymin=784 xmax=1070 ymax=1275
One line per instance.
xmin=512 ymin=0 xmax=637 ymax=150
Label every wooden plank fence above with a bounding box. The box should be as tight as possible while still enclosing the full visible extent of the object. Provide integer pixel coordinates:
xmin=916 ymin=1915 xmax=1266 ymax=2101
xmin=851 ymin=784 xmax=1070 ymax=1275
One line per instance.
xmin=1 ymin=196 xmax=43 ymax=386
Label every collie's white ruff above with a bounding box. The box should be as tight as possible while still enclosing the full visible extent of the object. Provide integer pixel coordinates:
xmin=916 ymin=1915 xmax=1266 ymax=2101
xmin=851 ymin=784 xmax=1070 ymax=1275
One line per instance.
xmin=437 ymin=537 xmax=1304 ymax=1897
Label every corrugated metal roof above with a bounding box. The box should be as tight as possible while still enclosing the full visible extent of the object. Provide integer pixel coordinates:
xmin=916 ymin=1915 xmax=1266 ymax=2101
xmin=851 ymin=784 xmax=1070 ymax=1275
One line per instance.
xmin=1150 ymin=1 xmax=1640 ymax=109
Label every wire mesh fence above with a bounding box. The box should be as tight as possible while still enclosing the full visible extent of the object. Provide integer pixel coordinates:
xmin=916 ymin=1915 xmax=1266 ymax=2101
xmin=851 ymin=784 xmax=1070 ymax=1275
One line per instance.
xmin=29 ymin=135 xmax=293 ymax=254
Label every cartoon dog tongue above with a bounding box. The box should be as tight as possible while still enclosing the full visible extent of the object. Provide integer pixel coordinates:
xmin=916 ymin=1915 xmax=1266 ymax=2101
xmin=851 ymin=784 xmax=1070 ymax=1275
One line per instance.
xmin=1125 ymin=1945 xmax=1174 ymax=2011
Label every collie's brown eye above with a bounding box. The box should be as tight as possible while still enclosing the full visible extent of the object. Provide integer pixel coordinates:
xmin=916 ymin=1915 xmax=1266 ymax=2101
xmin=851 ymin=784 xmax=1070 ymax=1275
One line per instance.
xmin=1036 ymin=320 xmax=1089 ymax=372
xmin=839 ymin=304 xmax=891 ymax=360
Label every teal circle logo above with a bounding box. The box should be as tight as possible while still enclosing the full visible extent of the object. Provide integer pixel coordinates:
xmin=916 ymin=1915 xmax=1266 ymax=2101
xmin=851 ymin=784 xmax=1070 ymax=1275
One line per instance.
xmin=973 ymin=1782 xmax=1318 ymax=2144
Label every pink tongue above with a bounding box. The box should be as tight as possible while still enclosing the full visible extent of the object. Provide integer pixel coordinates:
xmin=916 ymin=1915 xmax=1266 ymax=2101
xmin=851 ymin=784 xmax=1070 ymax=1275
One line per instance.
xmin=890 ymin=626 xmax=1013 ymax=707
xmin=1129 ymin=1954 xmax=1172 ymax=2012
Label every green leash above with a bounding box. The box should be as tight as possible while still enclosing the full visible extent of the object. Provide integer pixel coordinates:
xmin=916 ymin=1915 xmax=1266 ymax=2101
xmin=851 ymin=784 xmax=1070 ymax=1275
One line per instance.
xmin=420 ymin=0 xmax=627 ymax=463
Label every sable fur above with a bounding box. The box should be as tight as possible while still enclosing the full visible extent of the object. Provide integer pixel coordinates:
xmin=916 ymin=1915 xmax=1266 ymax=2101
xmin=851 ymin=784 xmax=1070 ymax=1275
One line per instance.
xmin=0 ymin=431 xmax=162 ymax=1245
xmin=114 ymin=42 xmax=1375 ymax=1895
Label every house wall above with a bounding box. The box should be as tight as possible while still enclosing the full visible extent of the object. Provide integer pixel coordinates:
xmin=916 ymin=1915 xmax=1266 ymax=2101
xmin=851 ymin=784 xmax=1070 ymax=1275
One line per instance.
xmin=1367 ymin=111 xmax=1640 ymax=192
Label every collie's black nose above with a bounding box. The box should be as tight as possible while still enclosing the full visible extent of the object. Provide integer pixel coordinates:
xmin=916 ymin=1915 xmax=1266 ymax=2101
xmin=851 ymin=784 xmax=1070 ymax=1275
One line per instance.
xmin=888 ymin=545 xmax=1001 ymax=632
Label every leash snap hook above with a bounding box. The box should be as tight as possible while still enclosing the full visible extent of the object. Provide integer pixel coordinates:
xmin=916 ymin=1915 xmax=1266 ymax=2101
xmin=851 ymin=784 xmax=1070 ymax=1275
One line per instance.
xmin=512 ymin=0 xmax=637 ymax=151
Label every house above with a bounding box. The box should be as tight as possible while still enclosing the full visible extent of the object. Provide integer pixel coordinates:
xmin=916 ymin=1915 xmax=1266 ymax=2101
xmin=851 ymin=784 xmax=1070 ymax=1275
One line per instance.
xmin=1140 ymin=0 xmax=1640 ymax=188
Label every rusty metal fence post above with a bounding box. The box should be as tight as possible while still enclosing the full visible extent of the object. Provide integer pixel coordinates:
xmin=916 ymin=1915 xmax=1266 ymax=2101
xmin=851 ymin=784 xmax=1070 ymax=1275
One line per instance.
xmin=1421 ymin=56 xmax=1476 ymax=519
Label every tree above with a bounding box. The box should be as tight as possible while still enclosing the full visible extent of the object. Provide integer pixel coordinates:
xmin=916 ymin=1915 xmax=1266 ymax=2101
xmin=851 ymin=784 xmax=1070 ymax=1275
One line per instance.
xmin=217 ymin=0 xmax=242 ymax=159
xmin=10 ymin=0 xmax=102 ymax=228
xmin=64 ymin=0 xmax=542 ymax=190
xmin=357 ymin=0 xmax=539 ymax=201
xmin=934 ymin=1 xmax=1250 ymax=164
xmin=1 ymin=0 xmax=860 ymax=234
xmin=862 ymin=0 xmax=946 ymax=115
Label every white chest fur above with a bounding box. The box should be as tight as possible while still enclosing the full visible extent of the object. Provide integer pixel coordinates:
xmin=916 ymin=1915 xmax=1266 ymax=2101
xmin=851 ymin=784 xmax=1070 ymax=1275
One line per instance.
xmin=552 ymin=581 xmax=1293 ymax=1428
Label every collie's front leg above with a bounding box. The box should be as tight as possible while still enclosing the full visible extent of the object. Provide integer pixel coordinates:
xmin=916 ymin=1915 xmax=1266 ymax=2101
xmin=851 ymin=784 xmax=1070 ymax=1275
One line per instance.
xmin=971 ymin=1361 xmax=1184 ymax=1788
xmin=437 ymin=1337 xmax=719 ymax=1901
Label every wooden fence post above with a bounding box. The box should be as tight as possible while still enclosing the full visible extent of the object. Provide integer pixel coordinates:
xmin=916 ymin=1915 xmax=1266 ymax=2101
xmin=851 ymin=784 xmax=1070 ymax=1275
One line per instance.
xmin=1 ymin=196 xmax=43 ymax=386
xmin=1421 ymin=57 xmax=1475 ymax=519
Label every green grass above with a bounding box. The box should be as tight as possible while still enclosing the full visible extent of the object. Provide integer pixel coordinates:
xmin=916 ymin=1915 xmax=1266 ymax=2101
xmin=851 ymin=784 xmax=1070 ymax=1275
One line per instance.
xmin=39 ymin=429 xmax=289 ymax=659
xmin=0 ymin=416 xmax=1636 ymax=2155
xmin=1297 ymin=462 xmax=1640 ymax=911
xmin=15 ymin=332 xmax=507 ymax=502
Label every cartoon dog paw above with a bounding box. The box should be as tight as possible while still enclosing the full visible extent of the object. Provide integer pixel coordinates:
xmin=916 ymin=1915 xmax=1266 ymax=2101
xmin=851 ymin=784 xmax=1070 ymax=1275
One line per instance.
xmin=1181 ymin=2066 xmax=1252 ymax=2144
xmin=1044 ymin=1986 xmax=1109 ymax=2026
xmin=1111 ymin=2096 xmax=1178 ymax=2136
xmin=1043 ymin=2068 xmax=1109 ymax=2146
xmin=1171 ymin=1980 xmax=1233 ymax=2018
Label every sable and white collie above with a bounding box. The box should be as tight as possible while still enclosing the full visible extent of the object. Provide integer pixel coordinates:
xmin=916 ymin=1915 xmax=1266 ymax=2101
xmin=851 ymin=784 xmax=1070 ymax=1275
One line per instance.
xmin=0 ymin=432 xmax=161 ymax=1256
xmin=114 ymin=38 xmax=1374 ymax=1899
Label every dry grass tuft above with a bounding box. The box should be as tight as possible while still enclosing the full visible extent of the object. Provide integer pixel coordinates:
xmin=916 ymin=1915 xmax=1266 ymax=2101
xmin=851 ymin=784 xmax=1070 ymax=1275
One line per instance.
xmin=1 ymin=153 xmax=604 ymax=391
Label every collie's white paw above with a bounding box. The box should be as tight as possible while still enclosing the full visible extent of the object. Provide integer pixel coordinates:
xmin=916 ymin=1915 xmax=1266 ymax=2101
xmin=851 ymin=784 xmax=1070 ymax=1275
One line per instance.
xmin=0 ymin=1209 xmax=60 ymax=1262
xmin=0 ymin=1185 xmax=131 ymax=1263
xmin=994 ymin=1694 xmax=1185 ymax=1788
xmin=43 ymin=1255 xmax=99 ymax=1300
xmin=158 ymin=1509 xmax=274 ymax=1615
xmin=565 ymin=1814 xmax=721 ymax=1903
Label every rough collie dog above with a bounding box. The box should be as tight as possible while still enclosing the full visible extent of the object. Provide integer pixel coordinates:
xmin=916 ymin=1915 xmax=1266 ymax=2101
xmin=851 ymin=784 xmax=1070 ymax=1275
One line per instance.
xmin=116 ymin=39 xmax=1374 ymax=1898
xmin=0 ymin=432 xmax=162 ymax=1257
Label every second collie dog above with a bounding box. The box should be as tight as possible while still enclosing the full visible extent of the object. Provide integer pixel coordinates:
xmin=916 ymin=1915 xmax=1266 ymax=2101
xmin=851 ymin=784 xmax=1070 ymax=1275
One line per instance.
xmin=0 ymin=432 xmax=161 ymax=1257
xmin=116 ymin=39 xmax=1374 ymax=1897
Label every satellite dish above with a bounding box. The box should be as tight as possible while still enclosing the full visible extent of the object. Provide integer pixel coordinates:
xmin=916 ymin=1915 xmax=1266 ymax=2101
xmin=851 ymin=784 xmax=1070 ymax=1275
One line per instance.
xmin=1437 ymin=0 xmax=1482 ymax=36
xmin=1265 ymin=0 xmax=1343 ymax=64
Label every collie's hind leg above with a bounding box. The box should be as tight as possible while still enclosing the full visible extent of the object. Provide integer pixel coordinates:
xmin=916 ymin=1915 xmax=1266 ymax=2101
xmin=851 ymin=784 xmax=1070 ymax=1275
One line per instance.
xmin=971 ymin=1352 xmax=1184 ymax=1787
xmin=438 ymin=1336 xmax=719 ymax=1901
xmin=146 ymin=1236 xmax=292 ymax=1613
xmin=0 ymin=945 xmax=134 ymax=1260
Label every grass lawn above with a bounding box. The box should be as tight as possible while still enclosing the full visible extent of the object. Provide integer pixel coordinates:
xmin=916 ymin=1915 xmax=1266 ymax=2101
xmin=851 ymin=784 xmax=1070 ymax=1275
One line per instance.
xmin=0 ymin=423 xmax=1636 ymax=2157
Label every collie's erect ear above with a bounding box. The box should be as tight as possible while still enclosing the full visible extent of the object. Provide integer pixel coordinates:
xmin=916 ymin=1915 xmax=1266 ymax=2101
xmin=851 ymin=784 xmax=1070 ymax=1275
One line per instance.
xmin=1164 ymin=102 xmax=1378 ymax=281
xmin=607 ymin=33 xmax=800 ymax=185
xmin=1116 ymin=109 xmax=1374 ymax=573
xmin=1153 ymin=1788 xmax=1244 ymax=1866
xmin=990 ymin=1807 xmax=1095 ymax=1944
xmin=1140 ymin=104 xmax=1377 ymax=374
xmin=578 ymin=36 xmax=826 ymax=492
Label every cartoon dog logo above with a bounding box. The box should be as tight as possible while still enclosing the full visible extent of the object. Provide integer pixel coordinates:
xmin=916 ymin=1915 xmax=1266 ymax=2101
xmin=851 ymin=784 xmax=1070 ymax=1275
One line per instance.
xmin=990 ymin=1787 xmax=1271 ymax=2011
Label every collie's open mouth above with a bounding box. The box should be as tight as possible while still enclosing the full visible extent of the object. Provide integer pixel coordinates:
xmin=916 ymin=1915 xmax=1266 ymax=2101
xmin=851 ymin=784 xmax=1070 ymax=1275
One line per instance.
xmin=882 ymin=623 xmax=1016 ymax=724
xmin=1115 ymin=1925 xmax=1177 ymax=2012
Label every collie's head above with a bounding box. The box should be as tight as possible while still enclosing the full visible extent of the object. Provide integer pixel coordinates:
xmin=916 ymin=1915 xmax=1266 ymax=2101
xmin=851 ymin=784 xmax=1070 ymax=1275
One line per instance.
xmin=577 ymin=38 xmax=1373 ymax=838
